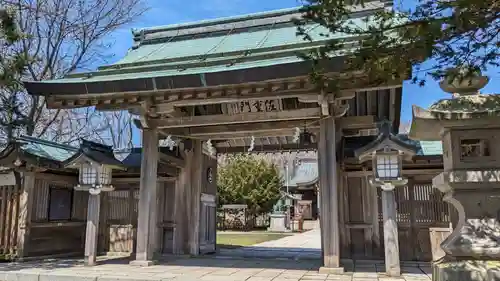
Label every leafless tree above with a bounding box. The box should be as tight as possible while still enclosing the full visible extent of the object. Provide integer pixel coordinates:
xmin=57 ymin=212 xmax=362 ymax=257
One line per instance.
xmin=399 ymin=121 xmax=411 ymax=134
xmin=0 ymin=0 xmax=147 ymax=148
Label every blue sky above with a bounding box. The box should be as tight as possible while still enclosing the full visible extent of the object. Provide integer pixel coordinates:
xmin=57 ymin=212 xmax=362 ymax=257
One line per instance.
xmin=105 ymin=0 xmax=499 ymax=133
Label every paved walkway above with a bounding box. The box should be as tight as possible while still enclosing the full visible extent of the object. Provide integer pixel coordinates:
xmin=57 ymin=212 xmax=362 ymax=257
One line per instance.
xmin=218 ymin=227 xmax=322 ymax=260
xmin=0 ymin=256 xmax=432 ymax=281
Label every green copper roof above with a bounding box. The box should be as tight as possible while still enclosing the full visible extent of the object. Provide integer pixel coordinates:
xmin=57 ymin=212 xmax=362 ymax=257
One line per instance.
xmin=281 ymin=160 xmax=319 ymax=188
xmin=28 ymin=3 xmax=389 ymax=87
xmin=17 ymin=135 xmax=78 ymax=162
xmin=5 ymin=136 xmax=181 ymax=171
xmin=343 ymin=135 xmax=443 ymax=157
xmin=418 ymin=141 xmax=443 ymax=156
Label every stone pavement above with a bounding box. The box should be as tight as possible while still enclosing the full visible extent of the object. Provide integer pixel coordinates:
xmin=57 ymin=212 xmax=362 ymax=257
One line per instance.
xmin=0 ymin=255 xmax=432 ymax=281
xmin=218 ymin=227 xmax=322 ymax=260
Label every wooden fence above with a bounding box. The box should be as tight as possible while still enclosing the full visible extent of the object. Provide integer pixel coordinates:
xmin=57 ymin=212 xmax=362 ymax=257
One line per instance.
xmin=0 ymin=185 xmax=20 ymax=259
xmin=100 ymin=186 xmax=139 ymax=253
xmin=378 ymin=181 xmax=452 ymax=261
xmin=217 ymin=205 xmax=270 ymax=231
xmin=340 ymin=175 xmax=452 ymax=261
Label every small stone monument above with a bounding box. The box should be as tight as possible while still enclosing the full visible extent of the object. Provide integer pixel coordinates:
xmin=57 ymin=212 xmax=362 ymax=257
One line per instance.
xmin=410 ymin=69 xmax=500 ymax=281
xmin=269 ymin=199 xmax=288 ymax=232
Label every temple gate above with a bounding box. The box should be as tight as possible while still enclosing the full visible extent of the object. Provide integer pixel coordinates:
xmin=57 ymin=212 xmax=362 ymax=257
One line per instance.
xmin=19 ymin=1 xmax=434 ymax=273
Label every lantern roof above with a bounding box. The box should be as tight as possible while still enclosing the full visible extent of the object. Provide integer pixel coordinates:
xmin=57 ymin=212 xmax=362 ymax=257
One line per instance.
xmin=410 ymin=72 xmax=500 ymax=141
xmin=64 ymin=139 xmax=126 ymax=170
xmin=354 ymin=121 xmax=418 ymax=163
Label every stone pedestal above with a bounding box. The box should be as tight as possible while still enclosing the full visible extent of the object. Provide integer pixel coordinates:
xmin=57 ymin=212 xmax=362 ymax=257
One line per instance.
xmin=432 ymin=170 xmax=500 ymax=281
xmin=408 ymin=71 xmax=500 ymax=281
xmin=268 ymin=213 xmax=289 ymax=232
xmin=433 ymin=261 xmax=500 ymax=281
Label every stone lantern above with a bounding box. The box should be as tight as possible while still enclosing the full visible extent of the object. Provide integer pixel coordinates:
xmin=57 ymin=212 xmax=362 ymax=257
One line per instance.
xmin=64 ymin=139 xmax=125 ymax=266
xmin=355 ymin=120 xmax=417 ymax=277
xmin=410 ymin=70 xmax=500 ymax=281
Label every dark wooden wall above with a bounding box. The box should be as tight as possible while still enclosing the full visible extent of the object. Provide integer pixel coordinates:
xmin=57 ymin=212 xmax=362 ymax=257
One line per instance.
xmin=27 ymin=175 xmax=87 ymax=257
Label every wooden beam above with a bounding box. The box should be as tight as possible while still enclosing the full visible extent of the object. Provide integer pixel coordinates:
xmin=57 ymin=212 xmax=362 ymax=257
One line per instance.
xmin=194 ymin=129 xmax=315 ymax=140
xmin=345 ymin=169 xmax=443 ymax=177
xmin=149 ymin=108 xmax=321 ymax=129
xmin=297 ymin=91 xmax=356 ymax=104
xmin=153 ymin=88 xmax=314 ymax=110
xmin=95 ymin=87 xmax=314 ymax=112
xmin=216 ymin=143 xmax=317 ymax=153
xmin=162 ymin=120 xmax=315 ymax=138
xmin=159 ymin=116 xmax=374 ymax=139
xmin=337 ymin=115 xmax=376 ymax=129
xmin=158 ymin=152 xmax=185 ymax=169
xmin=112 ymin=177 xmax=176 ymax=183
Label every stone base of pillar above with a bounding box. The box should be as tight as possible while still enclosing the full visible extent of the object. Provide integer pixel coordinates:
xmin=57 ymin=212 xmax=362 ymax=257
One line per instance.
xmin=268 ymin=213 xmax=290 ymax=232
xmin=432 ymin=260 xmax=500 ymax=281
xmin=318 ymin=267 xmax=344 ymax=275
xmin=129 ymin=260 xmax=156 ymax=267
xmin=84 ymin=256 xmax=97 ymax=267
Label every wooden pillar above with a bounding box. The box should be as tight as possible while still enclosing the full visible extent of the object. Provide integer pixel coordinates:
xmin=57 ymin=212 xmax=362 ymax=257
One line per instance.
xmin=381 ymin=184 xmax=400 ymax=277
xmin=84 ymin=194 xmax=101 ymax=266
xmin=156 ymin=182 xmax=165 ymax=254
xmin=98 ymin=193 xmax=109 ymax=254
xmin=131 ymin=128 xmax=159 ymax=266
xmin=172 ymin=140 xmax=203 ymax=256
xmin=318 ymin=116 xmax=343 ymax=274
xmin=16 ymin=171 xmax=35 ymax=259
xmin=173 ymin=149 xmax=192 ymax=254
xmin=189 ymin=140 xmax=203 ymax=256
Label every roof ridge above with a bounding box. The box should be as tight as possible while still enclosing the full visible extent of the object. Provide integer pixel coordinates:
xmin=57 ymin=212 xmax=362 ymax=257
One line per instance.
xmin=16 ymin=135 xmax=78 ymax=152
xmin=132 ymin=7 xmax=301 ymax=35
xmin=129 ymin=1 xmax=390 ymax=48
xmin=132 ymin=0 xmax=392 ymax=36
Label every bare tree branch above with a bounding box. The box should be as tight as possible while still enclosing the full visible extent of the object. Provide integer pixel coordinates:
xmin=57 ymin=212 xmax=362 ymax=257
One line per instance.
xmin=0 ymin=0 xmax=147 ymax=148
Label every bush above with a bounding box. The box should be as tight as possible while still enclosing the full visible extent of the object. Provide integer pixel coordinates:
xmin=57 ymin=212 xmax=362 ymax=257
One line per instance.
xmin=218 ymin=154 xmax=282 ymax=216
